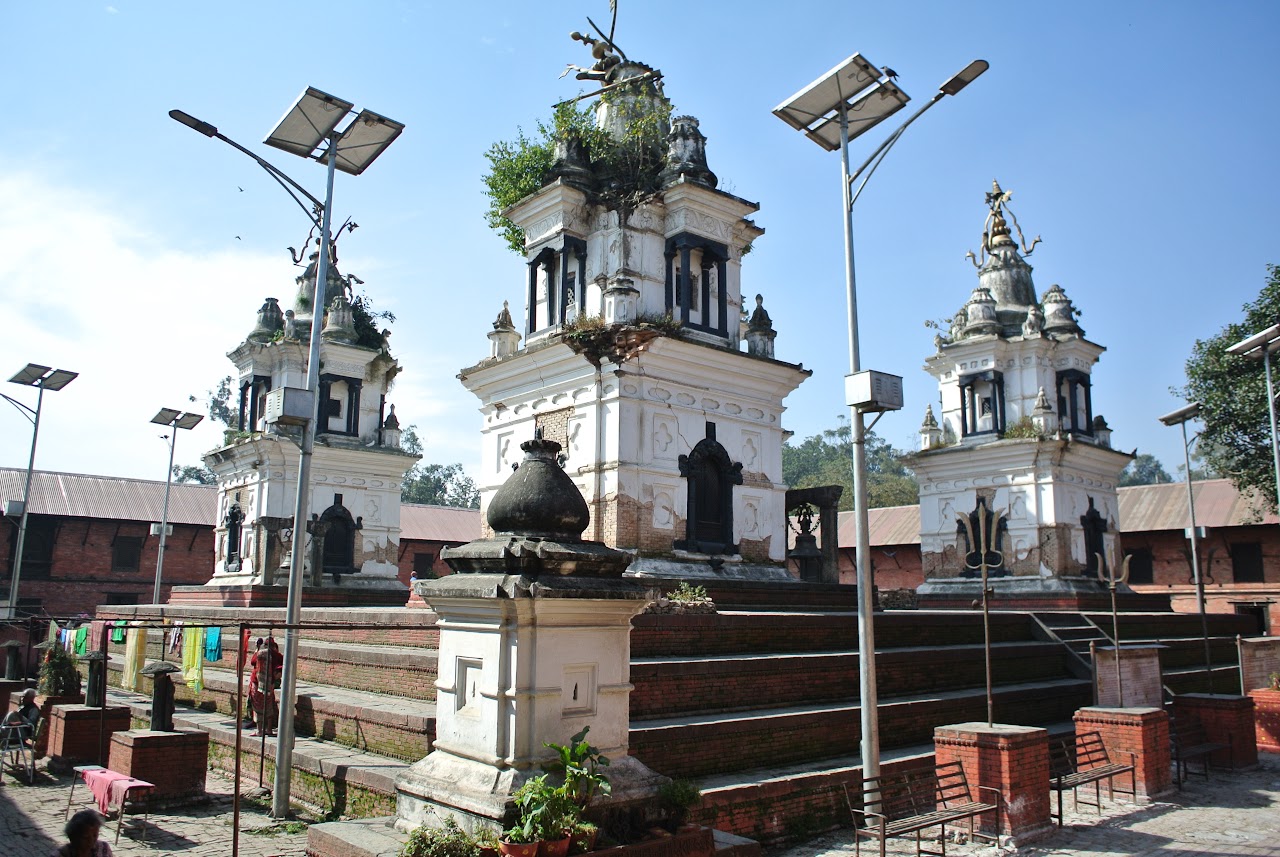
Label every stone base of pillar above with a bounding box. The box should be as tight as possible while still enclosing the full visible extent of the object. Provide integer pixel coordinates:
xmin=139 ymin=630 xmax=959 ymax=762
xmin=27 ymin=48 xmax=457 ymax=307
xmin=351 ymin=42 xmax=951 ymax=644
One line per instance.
xmin=933 ymin=722 xmax=1051 ymax=842
xmin=1073 ymin=707 xmax=1172 ymax=798
xmin=46 ymin=704 xmax=132 ymax=771
xmin=1248 ymin=688 xmax=1280 ymax=754
xmin=107 ymin=729 xmax=209 ymax=803
xmin=1173 ymin=693 xmax=1258 ymax=770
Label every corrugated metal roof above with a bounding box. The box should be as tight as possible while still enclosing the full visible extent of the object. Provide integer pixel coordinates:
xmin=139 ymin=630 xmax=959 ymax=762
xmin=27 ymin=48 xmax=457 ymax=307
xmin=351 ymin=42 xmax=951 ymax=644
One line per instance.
xmin=0 ymin=468 xmax=217 ymax=526
xmin=400 ymin=503 xmax=481 ymax=543
xmin=1118 ymin=478 xmax=1278 ymax=531
xmin=839 ymin=505 xmax=923 ymax=548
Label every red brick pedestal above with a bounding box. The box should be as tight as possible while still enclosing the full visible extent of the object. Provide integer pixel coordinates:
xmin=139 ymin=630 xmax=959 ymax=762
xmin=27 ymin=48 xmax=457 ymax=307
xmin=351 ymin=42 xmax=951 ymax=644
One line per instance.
xmin=1074 ymin=707 xmax=1171 ymax=797
xmin=46 ymin=705 xmax=132 ymax=770
xmin=1173 ymin=693 xmax=1258 ymax=770
xmin=107 ymin=729 xmax=209 ymax=803
xmin=9 ymin=692 xmax=85 ymax=757
xmin=0 ymin=679 xmax=28 ymax=716
xmin=1248 ymin=688 xmax=1280 ymax=753
xmin=934 ymin=723 xmax=1050 ymax=841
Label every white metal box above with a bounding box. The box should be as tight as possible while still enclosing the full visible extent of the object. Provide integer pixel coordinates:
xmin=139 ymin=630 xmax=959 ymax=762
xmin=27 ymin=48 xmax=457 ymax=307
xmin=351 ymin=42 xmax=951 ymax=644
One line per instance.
xmin=845 ymin=370 xmax=904 ymax=412
xmin=264 ymin=387 xmax=315 ymax=427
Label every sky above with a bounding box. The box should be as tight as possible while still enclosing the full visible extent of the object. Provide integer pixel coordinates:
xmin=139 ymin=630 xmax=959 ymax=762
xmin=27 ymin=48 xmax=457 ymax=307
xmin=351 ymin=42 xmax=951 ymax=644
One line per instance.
xmin=2 ymin=1 xmax=1278 ymax=487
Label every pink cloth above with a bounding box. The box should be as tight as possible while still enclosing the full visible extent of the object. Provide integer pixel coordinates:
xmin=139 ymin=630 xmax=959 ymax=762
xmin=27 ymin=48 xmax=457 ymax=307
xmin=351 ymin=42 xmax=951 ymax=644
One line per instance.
xmin=82 ymin=769 xmax=153 ymax=815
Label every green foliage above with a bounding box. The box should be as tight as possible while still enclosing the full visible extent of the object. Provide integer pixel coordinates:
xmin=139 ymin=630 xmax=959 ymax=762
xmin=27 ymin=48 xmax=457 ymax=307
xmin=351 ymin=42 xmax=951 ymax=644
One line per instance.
xmin=350 ymin=290 xmax=395 ymax=350
xmin=657 ymin=779 xmax=702 ymax=809
xmin=1119 ymin=453 xmax=1172 ymax=487
xmin=667 ymin=581 xmax=708 ymax=604
xmin=399 ymin=818 xmax=480 ymax=857
xmin=782 ymin=416 xmax=919 ymax=510
xmin=38 ymin=643 xmax=81 ymax=697
xmin=1180 ymin=263 xmax=1280 ymax=509
xmin=542 ymin=726 xmax=611 ymax=810
xmin=1001 ymin=416 xmax=1042 ymax=440
xmin=400 ymin=426 xmax=480 ymax=509
xmin=483 ymin=96 xmax=671 ymax=254
xmin=508 ymin=774 xmax=577 ymax=843
xmin=203 ymin=375 xmax=241 ymax=429
xmin=171 ymin=464 xmax=216 ymax=485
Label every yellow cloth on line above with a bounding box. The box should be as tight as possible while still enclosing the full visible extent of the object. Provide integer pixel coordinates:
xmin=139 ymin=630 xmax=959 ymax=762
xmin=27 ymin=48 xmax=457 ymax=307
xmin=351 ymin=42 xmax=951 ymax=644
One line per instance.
xmin=122 ymin=627 xmax=146 ymax=692
xmin=182 ymin=626 xmax=205 ymax=695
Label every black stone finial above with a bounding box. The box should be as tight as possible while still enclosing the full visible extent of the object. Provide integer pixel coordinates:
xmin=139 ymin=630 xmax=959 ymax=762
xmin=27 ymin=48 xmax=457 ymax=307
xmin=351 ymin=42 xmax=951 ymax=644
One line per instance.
xmin=485 ymin=436 xmax=590 ymax=540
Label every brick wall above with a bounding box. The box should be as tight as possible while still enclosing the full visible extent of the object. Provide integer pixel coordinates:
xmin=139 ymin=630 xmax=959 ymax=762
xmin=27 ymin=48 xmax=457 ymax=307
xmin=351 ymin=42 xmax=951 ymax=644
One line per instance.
xmin=1172 ymin=693 xmax=1258 ymax=769
xmin=1248 ymin=688 xmax=1280 ymax=753
xmin=934 ymin=723 xmax=1050 ymax=839
xmin=1073 ymin=707 xmax=1172 ymax=798
xmin=46 ymin=704 xmax=132 ymax=767
xmin=108 ymin=729 xmax=209 ymax=801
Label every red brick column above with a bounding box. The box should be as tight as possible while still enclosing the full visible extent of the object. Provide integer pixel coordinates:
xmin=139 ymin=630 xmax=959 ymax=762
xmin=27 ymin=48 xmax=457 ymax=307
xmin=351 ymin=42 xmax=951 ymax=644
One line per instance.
xmin=1248 ymin=689 xmax=1280 ymax=754
xmin=107 ymin=729 xmax=209 ymax=802
xmin=1173 ymin=693 xmax=1258 ymax=770
xmin=934 ymin=723 xmax=1050 ymax=841
xmin=1074 ymin=707 xmax=1171 ymax=797
xmin=47 ymin=704 xmax=132 ymax=769
xmin=9 ymin=692 xmax=85 ymax=757
xmin=0 ymin=679 xmax=27 ymax=714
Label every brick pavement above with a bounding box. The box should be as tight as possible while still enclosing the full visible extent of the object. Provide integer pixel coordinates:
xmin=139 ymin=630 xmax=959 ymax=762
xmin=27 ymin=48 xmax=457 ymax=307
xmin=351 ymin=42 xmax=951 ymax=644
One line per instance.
xmin=1 ymin=762 xmax=308 ymax=856
xmin=779 ymin=752 xmax=1280 ymax=857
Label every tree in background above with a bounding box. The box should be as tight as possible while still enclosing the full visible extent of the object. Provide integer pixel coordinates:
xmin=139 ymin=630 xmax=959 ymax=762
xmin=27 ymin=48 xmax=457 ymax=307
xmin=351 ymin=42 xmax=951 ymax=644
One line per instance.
xmin=1118 ymin=453 xmax=1172 ymax=487
xmin=1181 ymin=263 xmax=1279 ymax=509
xmin=400 ymin=426 xmax=480 ymax=509
xmin=783 ymin=417 xmax=918 ymax=510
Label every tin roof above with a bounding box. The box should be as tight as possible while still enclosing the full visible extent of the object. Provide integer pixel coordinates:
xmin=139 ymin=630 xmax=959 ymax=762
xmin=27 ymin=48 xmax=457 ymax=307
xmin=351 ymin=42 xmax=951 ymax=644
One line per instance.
xmin=1117 ymin=478 xmax=1278 ymax=532
xmin=838 ymin=505 xmax=922 ymax=548
xmin=0 ymin=467 xmax=217 ymax=526
xmin=400 ymin=503 xmax=481 ymax=543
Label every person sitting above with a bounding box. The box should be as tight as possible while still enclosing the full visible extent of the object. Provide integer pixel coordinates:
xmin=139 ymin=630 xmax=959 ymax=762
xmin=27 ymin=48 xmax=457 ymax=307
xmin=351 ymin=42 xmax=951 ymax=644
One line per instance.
xmin=2 ymin=688 xmax=39 ymax=742
xmin=55 ymin=809 xmax=112 ymax=856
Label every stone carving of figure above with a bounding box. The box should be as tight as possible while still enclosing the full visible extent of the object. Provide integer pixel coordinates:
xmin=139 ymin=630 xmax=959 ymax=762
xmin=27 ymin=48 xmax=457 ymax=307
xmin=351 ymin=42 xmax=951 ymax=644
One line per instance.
xmin=283 ymin=309 xmax=299 ymax=340
xmin=494 ymin=300 xmax=515 ymax=331
xmin=1023 ymin=304 xmax=1043 ymax=336
xmin=747 ymin=294 xmax=773 ymax=333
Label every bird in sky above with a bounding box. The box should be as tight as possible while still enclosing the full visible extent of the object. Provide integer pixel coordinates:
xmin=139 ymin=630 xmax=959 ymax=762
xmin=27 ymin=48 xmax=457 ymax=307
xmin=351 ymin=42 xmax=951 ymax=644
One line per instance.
xmin=237 ymin=186 xmax=244 ymax=192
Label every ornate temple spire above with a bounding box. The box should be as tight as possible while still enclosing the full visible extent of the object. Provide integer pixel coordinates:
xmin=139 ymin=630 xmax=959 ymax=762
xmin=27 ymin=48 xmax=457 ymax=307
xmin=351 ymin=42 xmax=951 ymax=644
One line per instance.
xmin=960 ymin=179 xmax=1043 ymax=337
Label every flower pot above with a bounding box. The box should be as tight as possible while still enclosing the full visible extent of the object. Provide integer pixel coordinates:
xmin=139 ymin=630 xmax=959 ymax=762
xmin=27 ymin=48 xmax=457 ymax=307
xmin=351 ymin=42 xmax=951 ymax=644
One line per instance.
xmin=569 ymin=828 xmax=598 ymax=855
xmin=540 ymin=836 xmax=571 ymax=857
xmin=499 ymin=841 xmax=540 ymax=857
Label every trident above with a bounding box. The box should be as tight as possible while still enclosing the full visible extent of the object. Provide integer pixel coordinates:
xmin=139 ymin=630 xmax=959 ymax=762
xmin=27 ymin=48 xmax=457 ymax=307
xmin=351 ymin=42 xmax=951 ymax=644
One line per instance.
xmin=959 ymin=501 xmax=1005 ymax=727
xmin=1101 ymin=552 xmax=1131 ymax=706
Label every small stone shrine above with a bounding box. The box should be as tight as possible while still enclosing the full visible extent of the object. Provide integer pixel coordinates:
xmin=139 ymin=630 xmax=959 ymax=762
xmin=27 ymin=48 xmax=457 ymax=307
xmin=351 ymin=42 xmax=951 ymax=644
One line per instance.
xmin=187 ymin=241 xmax=418 ymax=604
xmin=911 ymin=182 xmax=1134 ymax=607
xmin=395 ymin=433 xmax=665 ymax=833
xmin=458 ymin=24 xmax=809 ymax=580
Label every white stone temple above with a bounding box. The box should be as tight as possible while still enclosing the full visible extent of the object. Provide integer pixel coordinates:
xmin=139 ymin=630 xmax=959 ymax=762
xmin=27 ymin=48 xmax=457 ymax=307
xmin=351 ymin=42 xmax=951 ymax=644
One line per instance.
xmin=200 ymin=250 xmax=417 ymax=597
xmin=910 ymin=181 xmax=1133 ymax=606
xmin=460 ymin=68 xmax=809 ymax=579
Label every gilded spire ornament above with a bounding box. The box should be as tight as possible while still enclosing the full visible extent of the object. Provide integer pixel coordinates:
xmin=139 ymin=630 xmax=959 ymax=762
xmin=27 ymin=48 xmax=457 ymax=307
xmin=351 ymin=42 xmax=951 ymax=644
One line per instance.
xmin=966 ymin=179 xmax=1042 ymax=268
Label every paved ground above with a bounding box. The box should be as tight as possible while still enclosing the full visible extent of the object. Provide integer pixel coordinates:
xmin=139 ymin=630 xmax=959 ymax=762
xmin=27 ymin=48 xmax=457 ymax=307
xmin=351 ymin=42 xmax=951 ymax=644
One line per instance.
xmin=3 ymin=755 xmax=1278 ymax=856
xmin=1 ymin=763 xmax=310 ymax=856
xmin=778 ymin=753 xmax=1280 ymax=857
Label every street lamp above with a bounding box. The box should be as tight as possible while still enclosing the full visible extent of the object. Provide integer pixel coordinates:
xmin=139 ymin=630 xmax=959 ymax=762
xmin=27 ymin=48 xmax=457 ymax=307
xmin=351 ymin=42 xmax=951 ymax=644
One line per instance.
xmin=774 ymin=56 xmax=987 ymax=786
xmin=149 ymin=408 xmax=204 ymax=604
xmin=2 ymin=364 xmax=77 ymax=619
xmin=1159 ymin=402 xmax=1214 ymax=691
xmin=1226 ymin=324 xmax=1280 ymax=516
xmin=171 ymin=87 xmax=403 ymax=818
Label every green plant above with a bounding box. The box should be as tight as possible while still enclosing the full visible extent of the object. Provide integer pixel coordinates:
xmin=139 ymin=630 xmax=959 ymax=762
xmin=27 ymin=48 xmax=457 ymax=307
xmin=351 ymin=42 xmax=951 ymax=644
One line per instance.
xmin=38 ymin=643 xmax=81 ymax=697
xmin=1001 ymin=416 xmax=1043 ymax=440
xmin=400 ymin=818 xmax=480 ymax=857
xmin=542 ymin=726 xmax=611 ymax=810
xmin=567 ymin=819 xmax=598 ymax=855
xmin=509 ymin=774 xmax=577 ymax=843
xmin=657 ymin=778 xmax=701 ymax=810
xmin=1270 ymin=671 xmax=1280 ymax=690
xmin=667 ymin=581 xmax=708 ymax=604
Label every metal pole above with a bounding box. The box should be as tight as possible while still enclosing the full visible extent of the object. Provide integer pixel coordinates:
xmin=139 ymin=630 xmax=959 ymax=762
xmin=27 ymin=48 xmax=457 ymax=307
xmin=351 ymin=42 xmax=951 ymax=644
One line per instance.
xmin=838 ymin=102 xmax=880 ymax=787
xmin=234 ymin=622 xmax=246 ymax=857
xmin=152 ymin=428 xmax=178 ymax=604
xmin=1181 ymin=420 xmax=1213 ymax=692
xmin=7 ymin=383 xmax=44 ymax=617
xmin=1263 ymin=351 xmax=1280 ymax=519
xmin=273 ymin=132 xmax=337 ymax=818
xmin=1110 ymin=576 xmax=1123 ymax=707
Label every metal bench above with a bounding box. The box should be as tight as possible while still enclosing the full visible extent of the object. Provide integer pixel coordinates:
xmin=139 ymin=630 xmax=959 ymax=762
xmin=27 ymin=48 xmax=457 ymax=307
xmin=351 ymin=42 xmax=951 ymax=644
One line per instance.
xmin=1049 ymin=731 xmax=1137 ymax=825
xmin=1171 ymin=715 xmax=1232 ymax=788
xmin=850 ymin=761 xmax=1001 ymax=857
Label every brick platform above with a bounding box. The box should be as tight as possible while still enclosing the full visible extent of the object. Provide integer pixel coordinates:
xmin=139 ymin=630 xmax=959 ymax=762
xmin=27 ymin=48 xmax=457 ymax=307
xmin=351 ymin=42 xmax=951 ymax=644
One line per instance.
xmin=9 ymin=692 xmax=84 ymax=757
xmin=1248 ymin=688 xmax=1280 ymax=753
xmin=0 ymin=678 xmax=28 ymax=715
xmin=107 ymin=729 xmax=209 ymax=803
xmin=1074 ymin=707 xmax=1172 ymax=797
xmin=46 ymin=704 xmax=131 ymax=769
xmin=933 ymin=722 xmax=1050 ymax=841
xmin=1173 ymin=693 xmax=1258 ymax=770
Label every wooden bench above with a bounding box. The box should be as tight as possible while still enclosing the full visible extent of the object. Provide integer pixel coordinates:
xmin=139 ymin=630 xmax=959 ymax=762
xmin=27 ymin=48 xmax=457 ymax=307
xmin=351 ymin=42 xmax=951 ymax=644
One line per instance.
xmin=849 ymin=761 xmax=1001 ymax=857
xmin=1170 ymin=715 xmax=1232 ymax=788
xmin=1048 ymin=731 xmax=1137 ymax=825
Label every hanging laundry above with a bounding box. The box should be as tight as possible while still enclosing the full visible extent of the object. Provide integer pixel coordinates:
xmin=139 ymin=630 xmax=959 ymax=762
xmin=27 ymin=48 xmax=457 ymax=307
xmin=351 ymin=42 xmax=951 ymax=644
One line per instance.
xmin=168 ymin=620 xmax=184 ymax=655
xmin=182 ymin=626 xmax=205 ymax=695
xmin=204 ymin=626 xmax=223 ymax=662
xmin=47 ymin=620 xmax=60 ymax=644
xmin=73 ymin=625 xmax=89 ymax=656
xmin=110 ymin=620 xmax=127 ymax=644
xmin=89 ymin=620 xmax=108 ymax=653
xmin=122 ymin=626 xmax=146 ymax=692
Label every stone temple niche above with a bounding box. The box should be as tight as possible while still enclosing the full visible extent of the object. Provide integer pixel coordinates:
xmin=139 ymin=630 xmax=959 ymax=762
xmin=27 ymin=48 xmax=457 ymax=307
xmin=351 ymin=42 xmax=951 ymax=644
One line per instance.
xmin=191 ymin=245 xmax=420 ymax=605
xmin=909 ymin=181 xmax=1134 ymax=609
xmin=458 ymin=29 xmax=809 ymax=581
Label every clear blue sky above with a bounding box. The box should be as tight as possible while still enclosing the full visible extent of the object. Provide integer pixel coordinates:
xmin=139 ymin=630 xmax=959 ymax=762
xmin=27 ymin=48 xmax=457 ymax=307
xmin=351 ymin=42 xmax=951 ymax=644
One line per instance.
xmin=2 ymin=1 xmax=1277 ymax=487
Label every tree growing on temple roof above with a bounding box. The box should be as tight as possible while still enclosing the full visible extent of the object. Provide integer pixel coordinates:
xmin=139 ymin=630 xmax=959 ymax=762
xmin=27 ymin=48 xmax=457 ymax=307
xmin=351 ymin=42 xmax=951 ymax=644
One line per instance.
xmin=1180 ymin=263 xmax=1280 ymax=510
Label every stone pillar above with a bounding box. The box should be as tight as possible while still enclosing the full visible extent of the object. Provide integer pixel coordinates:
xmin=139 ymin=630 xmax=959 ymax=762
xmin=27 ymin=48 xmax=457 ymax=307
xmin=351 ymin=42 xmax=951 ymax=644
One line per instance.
xmin=933 ymin=723 xmax=1050 ymax=841
xmin=1172 ymin=693 xmax=1258 ymax=770
xmin=1073 ymin=707 xmax=1172 ymax=798
xmin=108 ymin=730 xmax=209 ymax=802
xmin=0 ymin=679 xmax=25 ymax=715
xmin=1093 ymin=645 xmax=1165 ymax=708
xmin=1247 ymin=688 xmax=1280 ymax=754
xmin=3 ymin=640 xmax=22 ymax=679
xmin=46 ymin=704 xmax=132 ymax=770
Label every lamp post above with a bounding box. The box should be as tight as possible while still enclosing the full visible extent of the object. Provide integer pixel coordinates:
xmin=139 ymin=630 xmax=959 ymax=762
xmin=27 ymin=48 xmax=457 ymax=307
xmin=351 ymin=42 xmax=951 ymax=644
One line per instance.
xmin=775 ymin=57 xmax=987 ymax=786
xmin=171 ymin=88 xmax=403 ymax=818
xmin=1159 ymin=402 xmax=1214 ymax=691
xmin=149 ymin=408 xmax=204 ymax=604
xmin=1226 ymin=324 xmax=1280 ymax=517
xmin=2 ymin=364 xmax=77 ymax=619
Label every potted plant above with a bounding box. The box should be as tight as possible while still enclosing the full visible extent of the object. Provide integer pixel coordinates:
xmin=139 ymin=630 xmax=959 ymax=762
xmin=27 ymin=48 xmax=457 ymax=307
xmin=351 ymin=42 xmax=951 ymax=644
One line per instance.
xmin=567 ymin=819 xmax=598 ymax=856
xmin=472 ymin=827 xmax=502 ymax=857
xmin=399 ymin=817 xmax=480 ymax=857
xmin=508 ymin=774 xmax=577 ymax=857
xmin=657 ymin=779 xmax=702 ymax=833
xmin=1270 ymin=671 xmax=1280 ymax=691
xmin=543 ymin=727 xmax=611 ymax=811
xmin=33 ymin=642 xmax=84 ymax=756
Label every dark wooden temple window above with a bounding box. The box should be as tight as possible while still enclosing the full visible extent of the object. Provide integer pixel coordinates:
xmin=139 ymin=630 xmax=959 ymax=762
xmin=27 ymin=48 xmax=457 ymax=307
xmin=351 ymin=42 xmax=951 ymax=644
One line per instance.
xmin=1056 ymin=369 xmax=1094 ymax=435
xmin=958 ymin=370 xmax=1006 ymax=437
xmin=664 ymin=234 xmax=729 ymax=337
xmin=413 ymin=552 xmax=436 ymax=576
xmin=1125 ymin=548 xmax=1154 ymax=584
xmin=238 ymin=375 xmax=272 ymax=431
xmin=6 ymin=515 xmax=56 ymax=580
xmin=112 ymin=536 xmax=143 ymax=572
xmin=675 ymin=422 xmax=743 ymax=555
xmin=318 ymin=501 xmax=362 ymax=576
xmin=1230 ymin=542 xmax=1264 ymax=583
xmin=525 ymin=238 xmax=588 ymax=335
xmin=318 ymin=374 xmax=362 ymax=437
